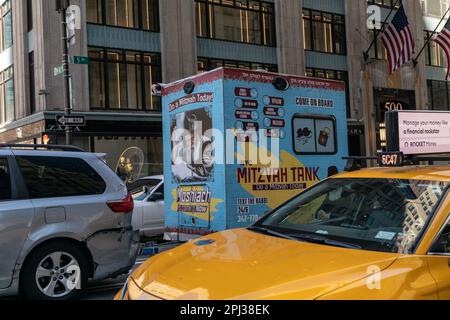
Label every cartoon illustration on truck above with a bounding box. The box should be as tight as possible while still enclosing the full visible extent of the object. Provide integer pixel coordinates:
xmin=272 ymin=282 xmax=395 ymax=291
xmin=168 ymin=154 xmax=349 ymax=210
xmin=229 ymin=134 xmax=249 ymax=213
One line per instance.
xmin=162 ymin=68 xmax=349 ymax=241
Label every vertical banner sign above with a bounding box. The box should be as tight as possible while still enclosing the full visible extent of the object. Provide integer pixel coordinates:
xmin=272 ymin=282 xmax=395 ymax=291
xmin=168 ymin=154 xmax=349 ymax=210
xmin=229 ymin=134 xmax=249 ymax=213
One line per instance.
xmin=66 ymin=5 xmax=81 ymax=46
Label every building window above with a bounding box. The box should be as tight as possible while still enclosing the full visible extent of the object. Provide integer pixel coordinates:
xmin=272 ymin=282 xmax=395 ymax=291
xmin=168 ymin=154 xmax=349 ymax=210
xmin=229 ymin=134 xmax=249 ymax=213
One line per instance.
xmin=197 ymin=57 xmax=277 ymax=72
xmin=303 ymin=9 xmax=346 ymax=55
xmin=88 ymin=47 xmax=162 ymax=111
xmin=366 ymin=1 xmax=402 ymax=59
xmin=0 ymin=0 xmax=12 ymax=52
xmin=0 ymin=66 xmax=14 ymax=124
xmin=94 ymin=136 xmax=163 ymax=179
xmin=86 ymin=0 xmax=159 ymax=32
xmin=424 ymin=31 xmax=446 ymax=67
xmin=305 ymin=68 xmax=350 ymax=117
xmin=367 ymin=0 xmax=402 ymax=9
xmin=427 ymin=80 xmax=450 ymax=111
xmin=27 ymin=0 xmax=33 ymax=31
xmin=195 ymin=0 xmax=276 ymax=46
xmin=29 ymin=52 xmax=35 ymax=115
xmin=421 ymin=0 xmax=449 ymax=18
xmin=368 ymin=25 xmax=388 ymax=60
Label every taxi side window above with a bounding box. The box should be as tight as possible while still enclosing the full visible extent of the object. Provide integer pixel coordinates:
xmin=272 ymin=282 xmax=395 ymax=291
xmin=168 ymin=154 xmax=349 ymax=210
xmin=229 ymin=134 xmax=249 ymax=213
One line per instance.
xmin=431 ymin=219 xmax=450 ymax=254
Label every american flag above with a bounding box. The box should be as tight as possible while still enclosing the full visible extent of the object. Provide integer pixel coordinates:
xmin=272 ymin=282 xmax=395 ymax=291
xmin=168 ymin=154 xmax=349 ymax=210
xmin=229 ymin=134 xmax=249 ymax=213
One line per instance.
xmin=381 ymin=5 xmax=415 ymax=74
xmin=434 ymin=19 xmax=450 ymax=80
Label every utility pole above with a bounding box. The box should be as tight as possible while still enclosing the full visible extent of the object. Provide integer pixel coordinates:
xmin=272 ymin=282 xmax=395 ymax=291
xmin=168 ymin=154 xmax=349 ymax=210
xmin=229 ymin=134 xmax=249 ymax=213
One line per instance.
xmin=55 ymin=0 xmax=72 ymax=145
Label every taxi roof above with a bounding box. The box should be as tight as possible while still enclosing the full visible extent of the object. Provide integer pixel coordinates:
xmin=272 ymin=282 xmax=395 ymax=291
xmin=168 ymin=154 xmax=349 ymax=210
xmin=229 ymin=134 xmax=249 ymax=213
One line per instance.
xmin=336 ymin=166 xmax=450 ymax=182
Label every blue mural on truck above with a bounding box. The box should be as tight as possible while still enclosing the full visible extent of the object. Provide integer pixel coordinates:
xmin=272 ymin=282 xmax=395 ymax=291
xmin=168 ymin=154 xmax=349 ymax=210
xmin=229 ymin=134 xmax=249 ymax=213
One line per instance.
xmin=162 ymin=68 xmax=348 ymax=241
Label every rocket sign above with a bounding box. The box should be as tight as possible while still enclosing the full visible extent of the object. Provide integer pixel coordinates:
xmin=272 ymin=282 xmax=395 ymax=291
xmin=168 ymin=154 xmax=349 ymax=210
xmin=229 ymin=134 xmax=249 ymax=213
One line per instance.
xmin=386 ymin=111 xmax=450 ymax=155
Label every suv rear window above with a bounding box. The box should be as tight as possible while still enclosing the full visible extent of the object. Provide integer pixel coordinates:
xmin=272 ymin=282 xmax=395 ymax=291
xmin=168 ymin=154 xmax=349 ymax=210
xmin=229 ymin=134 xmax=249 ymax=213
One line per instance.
xmin=16 ymin=156 xmax=106 ymax=199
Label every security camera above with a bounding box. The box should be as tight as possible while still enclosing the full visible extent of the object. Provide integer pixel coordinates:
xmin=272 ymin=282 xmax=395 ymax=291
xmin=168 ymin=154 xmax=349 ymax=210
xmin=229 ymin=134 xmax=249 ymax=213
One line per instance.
xmin=183 ymin=81 xmax=196 ymax=95
xmin=151 ymin=83 xmax=164 ymax=97
xmin=272 ymin=77 xmax=290 ymax=91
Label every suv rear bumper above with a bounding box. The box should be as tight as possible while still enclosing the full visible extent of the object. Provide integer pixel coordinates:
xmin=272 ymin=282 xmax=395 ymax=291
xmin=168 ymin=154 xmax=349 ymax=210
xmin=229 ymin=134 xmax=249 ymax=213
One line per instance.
xmin=87 ymin=228 xmax=140 ymax=281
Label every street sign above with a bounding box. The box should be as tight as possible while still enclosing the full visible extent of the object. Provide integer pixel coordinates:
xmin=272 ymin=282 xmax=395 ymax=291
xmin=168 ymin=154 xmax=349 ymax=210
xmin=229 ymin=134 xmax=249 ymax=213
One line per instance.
xmin=54 ymin=65 xmax=64 ymax=76
xmin=69 ymin=56 xmax=89 ymax=65
xmin=56 ymin=115 xmax=86 ymax=127
xmin=54 ymin=57 xmax=89 ymax=77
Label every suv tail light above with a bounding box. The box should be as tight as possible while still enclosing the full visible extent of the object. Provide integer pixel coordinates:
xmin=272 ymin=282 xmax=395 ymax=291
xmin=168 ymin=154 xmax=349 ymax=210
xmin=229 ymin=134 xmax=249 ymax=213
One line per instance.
xmin=107 ymin=194 xmax=134 ymax=213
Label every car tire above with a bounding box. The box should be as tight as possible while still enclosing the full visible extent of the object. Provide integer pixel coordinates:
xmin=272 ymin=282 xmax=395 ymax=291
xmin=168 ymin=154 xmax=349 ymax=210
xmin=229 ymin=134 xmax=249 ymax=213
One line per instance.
xmin=21 ymin=241 xmax=89 ymax=300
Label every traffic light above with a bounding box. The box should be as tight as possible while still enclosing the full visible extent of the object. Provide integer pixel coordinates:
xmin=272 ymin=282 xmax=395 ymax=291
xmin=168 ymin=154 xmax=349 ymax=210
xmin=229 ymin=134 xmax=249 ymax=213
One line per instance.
xmin=41 ymin=133 xmax=58 ymax=145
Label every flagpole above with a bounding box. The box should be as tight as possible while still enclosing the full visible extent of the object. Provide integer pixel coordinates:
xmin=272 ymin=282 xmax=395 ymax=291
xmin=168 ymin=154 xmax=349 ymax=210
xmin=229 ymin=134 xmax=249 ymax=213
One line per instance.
xmin=413 ymin=6 xmax=450 ymax=67
xmin=363 ymin=0 xmax=401 ymax=63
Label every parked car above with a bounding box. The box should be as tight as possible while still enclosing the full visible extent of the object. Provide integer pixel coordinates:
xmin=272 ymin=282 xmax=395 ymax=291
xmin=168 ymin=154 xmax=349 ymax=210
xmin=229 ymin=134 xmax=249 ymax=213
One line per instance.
xmin=0 ymin=144 xmax=139 ymax=300
xmin=127 ymin=175 xmax=163 ymax=195
xmin=116 ymin=165 xmax=450 ymax=300
xmin=130 ymin=176 xmax=165 ymax=237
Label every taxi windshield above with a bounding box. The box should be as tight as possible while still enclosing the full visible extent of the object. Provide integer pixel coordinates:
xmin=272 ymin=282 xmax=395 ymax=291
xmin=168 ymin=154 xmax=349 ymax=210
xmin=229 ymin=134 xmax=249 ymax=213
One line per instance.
xmin=256 ymin=178 xmax=449 ymax=254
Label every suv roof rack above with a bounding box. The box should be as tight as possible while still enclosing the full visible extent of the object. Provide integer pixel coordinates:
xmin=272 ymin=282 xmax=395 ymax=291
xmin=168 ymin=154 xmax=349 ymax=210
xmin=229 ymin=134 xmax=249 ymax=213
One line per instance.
xmin=0 ymin=144 xmax=85 ymax=152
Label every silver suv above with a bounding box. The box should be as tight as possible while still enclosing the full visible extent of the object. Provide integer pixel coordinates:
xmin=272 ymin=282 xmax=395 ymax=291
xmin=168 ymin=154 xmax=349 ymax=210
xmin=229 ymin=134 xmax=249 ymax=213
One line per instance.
xmin=0 ymin=144 xmax=139 ymax=300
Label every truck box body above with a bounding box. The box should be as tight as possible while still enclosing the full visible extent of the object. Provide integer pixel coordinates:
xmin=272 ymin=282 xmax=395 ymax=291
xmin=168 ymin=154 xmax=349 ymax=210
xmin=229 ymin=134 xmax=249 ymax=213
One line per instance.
xmin=162 ymin=68 xmax=348 ymax=241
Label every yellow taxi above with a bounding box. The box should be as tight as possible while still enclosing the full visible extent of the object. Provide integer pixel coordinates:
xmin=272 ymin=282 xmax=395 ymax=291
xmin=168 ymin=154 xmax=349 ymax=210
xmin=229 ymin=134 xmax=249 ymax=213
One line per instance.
xmin=116 ymin=165 xmax=450 ymax=300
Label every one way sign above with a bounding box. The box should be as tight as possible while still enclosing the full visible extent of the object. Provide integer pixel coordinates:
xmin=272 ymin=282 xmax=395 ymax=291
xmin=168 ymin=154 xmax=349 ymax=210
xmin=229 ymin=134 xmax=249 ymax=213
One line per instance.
xmin=56 ymin=115 xmax=86 ymax=127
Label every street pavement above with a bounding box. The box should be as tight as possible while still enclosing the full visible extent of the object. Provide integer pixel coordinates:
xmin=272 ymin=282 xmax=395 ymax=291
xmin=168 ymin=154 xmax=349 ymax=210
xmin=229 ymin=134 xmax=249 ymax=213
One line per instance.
xmin=0 ymin=256 xmax=150 ymax=301
xmin=80 ymin=256 xmax=149 ymax=300
xmin=0 ymin=237 xmax=180 ymax=301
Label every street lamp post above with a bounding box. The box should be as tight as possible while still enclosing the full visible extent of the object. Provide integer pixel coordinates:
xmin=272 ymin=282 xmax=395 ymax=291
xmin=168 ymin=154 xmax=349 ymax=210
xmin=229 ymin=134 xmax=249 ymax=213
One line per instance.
xmin=55 ymin=0 xmax=72 ymax=145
